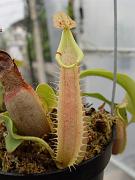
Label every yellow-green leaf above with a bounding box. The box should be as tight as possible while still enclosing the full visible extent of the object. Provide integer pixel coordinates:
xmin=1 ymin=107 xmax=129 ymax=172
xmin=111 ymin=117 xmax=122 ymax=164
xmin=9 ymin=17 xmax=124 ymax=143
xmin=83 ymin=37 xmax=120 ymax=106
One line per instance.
xmin=80 ymin=68 xmax=135 ymax=125
xmin=14 ymin=59 xmax=25 ymax=67
xmin=36 ymin=83 xmax=57 ymax=111
xmin=0 ymin=115 xmax=54 ymax=158
xmin=82 ymin=92 xmax=112 ymax=106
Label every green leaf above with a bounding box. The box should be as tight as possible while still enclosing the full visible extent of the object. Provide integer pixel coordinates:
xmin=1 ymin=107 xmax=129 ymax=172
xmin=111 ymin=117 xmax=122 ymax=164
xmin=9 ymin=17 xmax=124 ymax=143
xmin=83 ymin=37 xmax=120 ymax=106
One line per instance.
xmin=80 ymin=68 xmax=135 ymax=123
xmin=82 ymin=92 xmax=112 ymax=106
xmin=125 ymin=94 xmax=133 ymax=114
xmin=0 ymin=115 xmax=54 ymax=158
xmin=5 ymin=134 xmax=23 ymax=153
xmin=116 ymin=105 xmax=128 ymax=124
xmin=124 ymin=94 xmax=135 ymax=123
xmin=14 ymin=59 xmax=25 ymax=67
xmin=36 ymin=83 xmax=57 ymax=111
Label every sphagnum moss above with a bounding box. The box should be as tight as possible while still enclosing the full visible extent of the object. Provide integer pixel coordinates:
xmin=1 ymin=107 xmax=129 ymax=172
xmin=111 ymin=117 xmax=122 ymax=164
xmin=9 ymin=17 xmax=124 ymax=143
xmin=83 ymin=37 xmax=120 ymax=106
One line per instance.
xmin=0 ymin=108 xmax=114 ymax=174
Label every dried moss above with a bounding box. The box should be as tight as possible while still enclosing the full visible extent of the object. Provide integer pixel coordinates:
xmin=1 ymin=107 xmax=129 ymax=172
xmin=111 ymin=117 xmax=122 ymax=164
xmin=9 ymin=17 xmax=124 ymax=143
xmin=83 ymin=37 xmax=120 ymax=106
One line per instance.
xmin=84 ymin=106 xmax=116 ymax=160
xmin=0 ymin=106 xmax=116 ymax=174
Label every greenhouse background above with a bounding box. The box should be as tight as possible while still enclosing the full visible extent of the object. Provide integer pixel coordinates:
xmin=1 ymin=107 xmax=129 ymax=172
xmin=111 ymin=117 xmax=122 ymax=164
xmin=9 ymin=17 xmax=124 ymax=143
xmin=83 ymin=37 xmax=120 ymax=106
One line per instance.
xmin=0 ymin=0 xmax=135 ymax=179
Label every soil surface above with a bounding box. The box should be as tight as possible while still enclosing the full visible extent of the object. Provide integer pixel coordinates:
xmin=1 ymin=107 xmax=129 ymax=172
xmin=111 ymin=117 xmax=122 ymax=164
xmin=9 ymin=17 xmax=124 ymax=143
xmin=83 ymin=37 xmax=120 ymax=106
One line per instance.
xmin=0 ymin=105 xmax=116 ymax=174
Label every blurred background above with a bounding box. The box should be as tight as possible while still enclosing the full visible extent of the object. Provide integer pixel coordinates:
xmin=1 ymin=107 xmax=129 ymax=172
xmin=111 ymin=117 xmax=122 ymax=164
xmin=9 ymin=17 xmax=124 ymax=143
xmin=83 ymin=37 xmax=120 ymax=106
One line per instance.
xmin=0 ymin=0 xmax=135 ymax=179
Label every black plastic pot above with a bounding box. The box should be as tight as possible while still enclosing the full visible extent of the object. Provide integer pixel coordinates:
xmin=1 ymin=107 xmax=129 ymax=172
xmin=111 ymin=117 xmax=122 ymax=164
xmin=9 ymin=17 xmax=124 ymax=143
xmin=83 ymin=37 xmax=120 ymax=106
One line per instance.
xmin=0 ymin=137 xmax=113 ymax=180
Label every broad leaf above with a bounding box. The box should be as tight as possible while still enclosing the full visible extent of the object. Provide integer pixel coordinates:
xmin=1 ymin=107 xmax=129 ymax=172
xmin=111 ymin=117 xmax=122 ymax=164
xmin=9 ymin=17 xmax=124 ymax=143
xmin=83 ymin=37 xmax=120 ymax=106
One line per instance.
xmin=0 ymin=115 xmax=54 ymax=158
xmin=14 ymin=59 xmax=25 ymax=67
xmin=124 ymin=94 xmax=135 ymax=122
xmin=80 ymin=68 xmax=135 ymax=124
xmin=36 ymin=83 xmax=57 ymax=111
xmin=82 ymin=92 xmax=112 ymax=106
xmin=5 ymin=134 xmax=23 ymax=153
